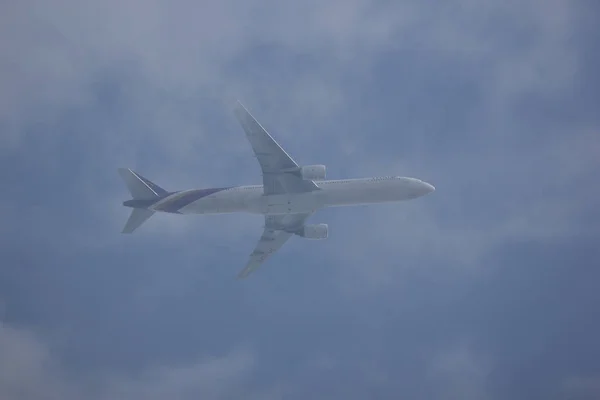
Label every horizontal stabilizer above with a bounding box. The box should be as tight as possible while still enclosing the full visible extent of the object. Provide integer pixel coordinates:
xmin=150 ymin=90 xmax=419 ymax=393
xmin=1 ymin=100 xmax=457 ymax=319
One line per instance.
xmin=122 ymin=208 xmax=155 ymax=233
xmin=118 ymin=168 xmax=167 ymax=199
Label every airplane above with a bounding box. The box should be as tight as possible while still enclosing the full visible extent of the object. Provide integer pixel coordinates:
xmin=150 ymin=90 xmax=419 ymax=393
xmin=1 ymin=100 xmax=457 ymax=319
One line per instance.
xmin=118 ymin=101 xmax=435 ymax=279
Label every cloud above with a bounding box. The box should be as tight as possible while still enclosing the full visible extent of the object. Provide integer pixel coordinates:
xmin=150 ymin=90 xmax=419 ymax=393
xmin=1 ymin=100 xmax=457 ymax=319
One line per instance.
xmin=561 ymin=376 xmax=600 ymax=400
xmin=0 ymin=322 xmax=75 ymax=400
xmin=1 ymin=0 xmax=599 ymax=399
xmin=428 ymin=342 xmax=492 ymax=400
xmin=1 ymin=0 xmax=595 ymax=299
xmin=0 ymin=0 xmax=399 ymax=148
xmin=2 ymin=0 xmax=581 ymax=146
xmin=323 ymin=126 xmax=599 ymax=292
xmin=0 ymin=321 xmax=256 ymax=400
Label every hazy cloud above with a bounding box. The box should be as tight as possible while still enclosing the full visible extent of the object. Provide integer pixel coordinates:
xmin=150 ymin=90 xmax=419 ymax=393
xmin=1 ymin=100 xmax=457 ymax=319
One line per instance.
xmin=1 ymin=0 xmax=598 ymax=398
xmin=0 ymin=322 xmax=256 ymax=400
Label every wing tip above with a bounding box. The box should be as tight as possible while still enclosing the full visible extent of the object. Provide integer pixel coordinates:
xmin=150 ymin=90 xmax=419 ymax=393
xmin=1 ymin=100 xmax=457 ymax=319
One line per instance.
xmin=236 ymin=260 xmax=261 ymax=280
xmin=236 ymin=268 xmax=253 ymax=280
xmin=236 ymin=267 xmax=252 ymax=280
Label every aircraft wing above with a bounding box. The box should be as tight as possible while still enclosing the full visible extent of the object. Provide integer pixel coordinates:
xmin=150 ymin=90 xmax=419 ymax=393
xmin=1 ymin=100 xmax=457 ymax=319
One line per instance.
xmin=233 ymin=101 xmax=320 ymax=195
xmin=237 ymin=212 xmax=313 ymax=279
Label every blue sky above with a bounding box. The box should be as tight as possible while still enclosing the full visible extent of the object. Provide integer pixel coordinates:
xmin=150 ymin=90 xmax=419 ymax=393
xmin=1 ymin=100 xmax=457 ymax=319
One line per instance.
xmin=1 ymin=0 xmax=599 ymax=399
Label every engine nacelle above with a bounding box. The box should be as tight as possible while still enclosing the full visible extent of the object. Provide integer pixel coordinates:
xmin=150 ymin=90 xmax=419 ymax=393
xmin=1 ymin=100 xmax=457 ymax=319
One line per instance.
xmin=299 ymin=165 xmax=326 ymax=180
xmin=296 ymin=224 xmax=328 ymax=240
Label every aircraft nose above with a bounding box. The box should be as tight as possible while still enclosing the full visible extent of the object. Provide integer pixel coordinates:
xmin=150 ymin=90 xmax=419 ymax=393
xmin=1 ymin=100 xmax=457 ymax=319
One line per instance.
xmin=419 ymin=181 xmax=435 ymax=195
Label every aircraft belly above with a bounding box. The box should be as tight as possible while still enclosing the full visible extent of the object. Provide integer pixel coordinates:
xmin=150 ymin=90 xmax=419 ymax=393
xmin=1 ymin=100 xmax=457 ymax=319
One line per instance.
xmin=326 ymin=191 xmax=381 ymax=205
xmin=180 ymin=191 xmax=249 ymax=214
xmin=260 ymin=193 xmax=322 ymax=215
xmin=323 ymin=182 xmax=414 ymax=206
xmin=178 ymin=197 xmax=219 ymax=214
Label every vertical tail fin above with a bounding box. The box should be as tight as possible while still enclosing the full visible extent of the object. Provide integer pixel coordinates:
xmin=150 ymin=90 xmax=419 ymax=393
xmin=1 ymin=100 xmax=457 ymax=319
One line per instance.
xmin=118 ymin=168 xmax=167 ymax=199
xmin=118 ymin=168 xmax=166 ymax=233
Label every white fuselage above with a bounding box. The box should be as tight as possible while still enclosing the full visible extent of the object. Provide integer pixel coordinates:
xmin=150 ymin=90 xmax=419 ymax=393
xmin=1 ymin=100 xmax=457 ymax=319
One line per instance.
xmin=150 ymin=176 xmax=434 ymax=216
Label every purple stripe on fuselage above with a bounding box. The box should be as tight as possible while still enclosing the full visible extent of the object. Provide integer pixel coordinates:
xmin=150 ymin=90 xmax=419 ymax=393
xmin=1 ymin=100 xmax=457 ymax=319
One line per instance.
xmin=155 ymin=188 xmax=229 ymax=213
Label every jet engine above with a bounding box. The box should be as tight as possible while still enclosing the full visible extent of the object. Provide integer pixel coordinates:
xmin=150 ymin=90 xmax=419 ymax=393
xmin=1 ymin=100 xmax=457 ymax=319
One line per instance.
xmin=299 ymin=165 xmax=326 ymax=180
xmin=295 ymin=224 xmax=328 ymax=240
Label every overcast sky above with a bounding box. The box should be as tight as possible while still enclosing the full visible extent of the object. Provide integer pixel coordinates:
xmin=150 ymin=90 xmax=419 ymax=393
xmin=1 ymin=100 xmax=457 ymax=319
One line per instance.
xmin=1 ymin=0 xmax=599 ymax=399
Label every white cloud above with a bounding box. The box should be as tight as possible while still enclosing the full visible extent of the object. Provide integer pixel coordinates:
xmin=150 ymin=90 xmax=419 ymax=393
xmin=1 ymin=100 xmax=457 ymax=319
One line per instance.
xmin=323 ymin=126 xmax=599 ymax=292
xmin=1 ymin=0 xmax=579 ymax=146
xmin=1 ymin=0 xmax=594 ymax=291
xmin=428 ymin=342 xmax=492 ymax=400
xmin=0 ymin=2 xmax=596 ymax=398
xmin=0 ymin=321 xmax=256 ymax=400
xmin=0 ymin=0 xmax=400 ymax=150
xmin=0 ymin=322 xmax=75 ymax=400
xmin=561 ymin=376 xmax=600 ymax=400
